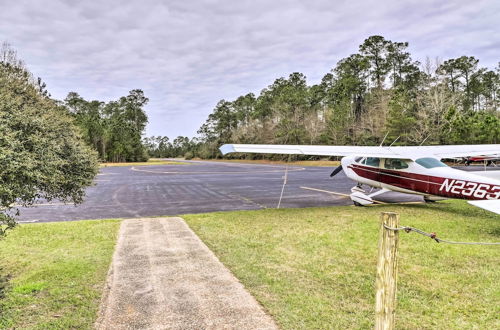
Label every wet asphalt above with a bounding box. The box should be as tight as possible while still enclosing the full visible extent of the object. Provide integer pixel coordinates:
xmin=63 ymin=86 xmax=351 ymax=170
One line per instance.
xmin=18 ymin=160 xmax=485 ymax=223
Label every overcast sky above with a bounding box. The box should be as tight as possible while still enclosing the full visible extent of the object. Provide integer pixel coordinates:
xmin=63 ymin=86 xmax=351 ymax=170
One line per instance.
xmin=1 ymin=0 xmax=499 ymax=138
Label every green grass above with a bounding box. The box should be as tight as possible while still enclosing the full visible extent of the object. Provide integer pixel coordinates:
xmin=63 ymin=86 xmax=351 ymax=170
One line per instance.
xmin=1 ymin=203 xmax=498 ymax=329
xmin=0 ymin=220 xmax=120 ymax=329
xmin=184 ymin=201 xmax=500 ymax=329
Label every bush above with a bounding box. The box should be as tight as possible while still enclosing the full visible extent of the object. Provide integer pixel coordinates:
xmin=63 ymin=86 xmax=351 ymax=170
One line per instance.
xmin=0 ymin=47 xmax=99 ymax=235
xmin=197 ymin=144 xmax=214 ymax=159
xmin=184 ymin=151 xmax=194 ymax=160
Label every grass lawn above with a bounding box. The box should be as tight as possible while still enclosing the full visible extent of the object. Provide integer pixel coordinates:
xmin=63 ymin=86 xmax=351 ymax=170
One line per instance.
xmin=184 ymin=201 xmax=500 ymax=329
xmin=0 ymin=220 xmax=120 ymax=329
xmin=100 ymin=158 xmax=189 ymax=167
xmin=198 ymin=158 xmax=341 ymax=167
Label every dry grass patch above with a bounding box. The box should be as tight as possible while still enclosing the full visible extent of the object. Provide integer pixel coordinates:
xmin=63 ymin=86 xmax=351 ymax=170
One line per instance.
xmin=100 ymin=159 xmax=189 ymax=167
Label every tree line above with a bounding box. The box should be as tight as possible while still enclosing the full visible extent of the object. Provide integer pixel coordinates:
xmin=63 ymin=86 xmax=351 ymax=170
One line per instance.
xmin=65 ymin=90 xmax=149 ymax=162
xmin=147 ymin=35 xmax=499 ymax=159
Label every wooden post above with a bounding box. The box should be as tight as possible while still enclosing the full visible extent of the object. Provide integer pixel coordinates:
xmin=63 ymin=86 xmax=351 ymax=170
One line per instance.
xmin=375 ymin=212 xmax=400 ymax=330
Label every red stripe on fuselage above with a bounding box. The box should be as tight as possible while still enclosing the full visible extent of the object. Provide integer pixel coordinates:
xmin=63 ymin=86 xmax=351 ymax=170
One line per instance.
xmin=349 ymin=164 xmax=500 ymax=200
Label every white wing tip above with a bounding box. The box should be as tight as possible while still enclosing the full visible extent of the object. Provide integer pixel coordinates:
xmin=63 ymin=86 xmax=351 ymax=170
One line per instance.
xmin=468 ymin=200 xmax=500 ymax=215
xmin=219 ymin=144 xmax=235 ymax=155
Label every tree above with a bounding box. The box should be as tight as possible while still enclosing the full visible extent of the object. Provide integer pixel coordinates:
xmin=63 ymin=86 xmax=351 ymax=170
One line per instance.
xmin=233 ymin=93 xmax=256 ymax=127
xmin=143 ymin=136 xmax=173 ymax=158
xmin=438 ymin=56 xmax=481 ymax=110
xmin=191 ymin=36 xmax=498 ymax=159
xmin=65 ymin=92 xmax=107 ymax=158
xmin=454 ymin=56 xmax=479 ymax=104
xmin=268 ymin=73 xmax=310 ymax=144
xmin=359 ymin=35 xmax=391 ymax=89
xmin=332 ymin=54 xmax=370 ymax=120
xmin=66 ymin=89 xmax=149 ymax=162
xmin=438 ymin=58 xmax=460 ymax=93
xmin=387 ymin=41 xmax=410 ymax=87
xmin=0 ymin=46 xmax=98 ymax=236
xmin=481 ymin=69 xmax=499 ymax=109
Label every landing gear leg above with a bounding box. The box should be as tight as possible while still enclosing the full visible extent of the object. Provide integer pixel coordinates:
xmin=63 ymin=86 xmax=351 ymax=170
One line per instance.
xmin=350 ymin=187 xmax=388 ymax=206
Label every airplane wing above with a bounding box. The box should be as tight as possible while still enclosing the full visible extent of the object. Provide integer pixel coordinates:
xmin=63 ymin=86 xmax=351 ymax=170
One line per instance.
xmin=469 ymin=171 xmax=500 ymax=181
xmin=219 ymin=144 xmax=410 ymax=158
xmin=220 ymin=144 xmax=500 ymax=160
xmin=468 ymin=200 xmax=500 ymax=215
xmin=412 ymin=145 xmax=500 ymax=159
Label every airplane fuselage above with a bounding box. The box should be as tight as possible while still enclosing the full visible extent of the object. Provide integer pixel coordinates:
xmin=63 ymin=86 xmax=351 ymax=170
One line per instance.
xmin=342 ymin=156 xmax=500 ymax=201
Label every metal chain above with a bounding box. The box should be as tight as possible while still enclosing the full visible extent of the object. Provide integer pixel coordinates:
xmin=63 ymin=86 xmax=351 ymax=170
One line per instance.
xmin=383 ymin=225 xmax=500 ymax=245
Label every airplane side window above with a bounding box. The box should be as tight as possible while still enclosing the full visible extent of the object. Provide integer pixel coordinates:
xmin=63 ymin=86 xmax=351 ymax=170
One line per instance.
xmin=385 ymin=159 xmax=409 ymax=169
xmin=365 ymin=157 xmax=380 ymax=167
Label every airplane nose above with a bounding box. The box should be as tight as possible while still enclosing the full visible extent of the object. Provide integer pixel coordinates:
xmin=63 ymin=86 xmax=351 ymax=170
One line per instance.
xmin=340 ymin=156 xmax=358 ymax=180
xmin=341 ymin=156 xmax=355 ymax=167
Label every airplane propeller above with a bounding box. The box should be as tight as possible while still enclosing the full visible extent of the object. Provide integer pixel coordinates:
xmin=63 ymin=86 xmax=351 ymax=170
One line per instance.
xmin=330 ymin=165 xmax=343 ymax=177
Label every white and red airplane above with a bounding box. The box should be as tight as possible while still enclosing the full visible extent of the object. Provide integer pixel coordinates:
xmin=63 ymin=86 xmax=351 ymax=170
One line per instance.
xmin=220 ymin=144 xmax=500 ymax=215
xmin=463 ymin=154 xmax=500 ymax=166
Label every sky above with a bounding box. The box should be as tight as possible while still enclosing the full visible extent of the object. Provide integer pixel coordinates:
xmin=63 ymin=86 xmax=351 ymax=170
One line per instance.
xmin=1 ymin=0 xmax=499 ymax=138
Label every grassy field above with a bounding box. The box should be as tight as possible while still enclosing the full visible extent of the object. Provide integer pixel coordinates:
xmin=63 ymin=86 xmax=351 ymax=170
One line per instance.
xmin=0 ymin=220 xmax=120 ymax=329
xmin=184 ymin=201 xmax=500 ymax=329
xmin=197 ymin=158 xmax=341 ymax=167
xmin=0 ymin=202 xmax=498 ymax=329
xmin=100 ymin=158 xmax=189 ymax=167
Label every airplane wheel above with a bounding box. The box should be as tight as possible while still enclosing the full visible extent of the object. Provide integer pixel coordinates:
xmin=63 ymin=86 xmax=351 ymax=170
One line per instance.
xmin=423 ymin=197 xmax=436 ymax=203
xmin=353 ymin=201 xmax=363 ymax=206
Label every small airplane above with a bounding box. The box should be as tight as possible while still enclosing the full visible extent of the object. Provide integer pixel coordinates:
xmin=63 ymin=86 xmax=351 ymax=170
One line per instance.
xmin=463 ymin=154 xmax=500 ymax=166
xmin=220 ymin=144 xmax=500 ymax=215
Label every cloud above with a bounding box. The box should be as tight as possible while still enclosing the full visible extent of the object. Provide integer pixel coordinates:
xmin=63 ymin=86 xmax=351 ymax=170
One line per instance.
xmin=0 ymin=0 xmax=498 ymax=138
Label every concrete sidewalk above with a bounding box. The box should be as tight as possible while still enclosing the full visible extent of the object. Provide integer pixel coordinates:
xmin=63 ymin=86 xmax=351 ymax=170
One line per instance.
xmin=96 ymin=217 xmax=277 ymax=330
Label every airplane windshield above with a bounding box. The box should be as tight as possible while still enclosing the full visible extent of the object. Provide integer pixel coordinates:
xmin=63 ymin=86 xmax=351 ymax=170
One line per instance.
xmin=364 ymin=157 xmax=380 ymax=167
xmin=415 ymin=157 xmax=448 ymax=169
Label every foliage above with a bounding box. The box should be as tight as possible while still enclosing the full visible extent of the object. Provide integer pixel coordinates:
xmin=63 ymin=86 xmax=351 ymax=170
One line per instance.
xmin=65 ymin=89 xmax=149 ymax=162
xmin=143 ymin=135 xmax=202 ymax=158
xmin=154 ymin=36 xmax=498 ymax=159
xmin=0 ymin=44 xmax=99 ymax=235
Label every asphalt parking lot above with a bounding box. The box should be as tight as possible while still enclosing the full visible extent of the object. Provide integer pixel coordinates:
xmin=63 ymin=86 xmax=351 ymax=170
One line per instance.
xmin=17 ymin=160 xmax=439 ymax=223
